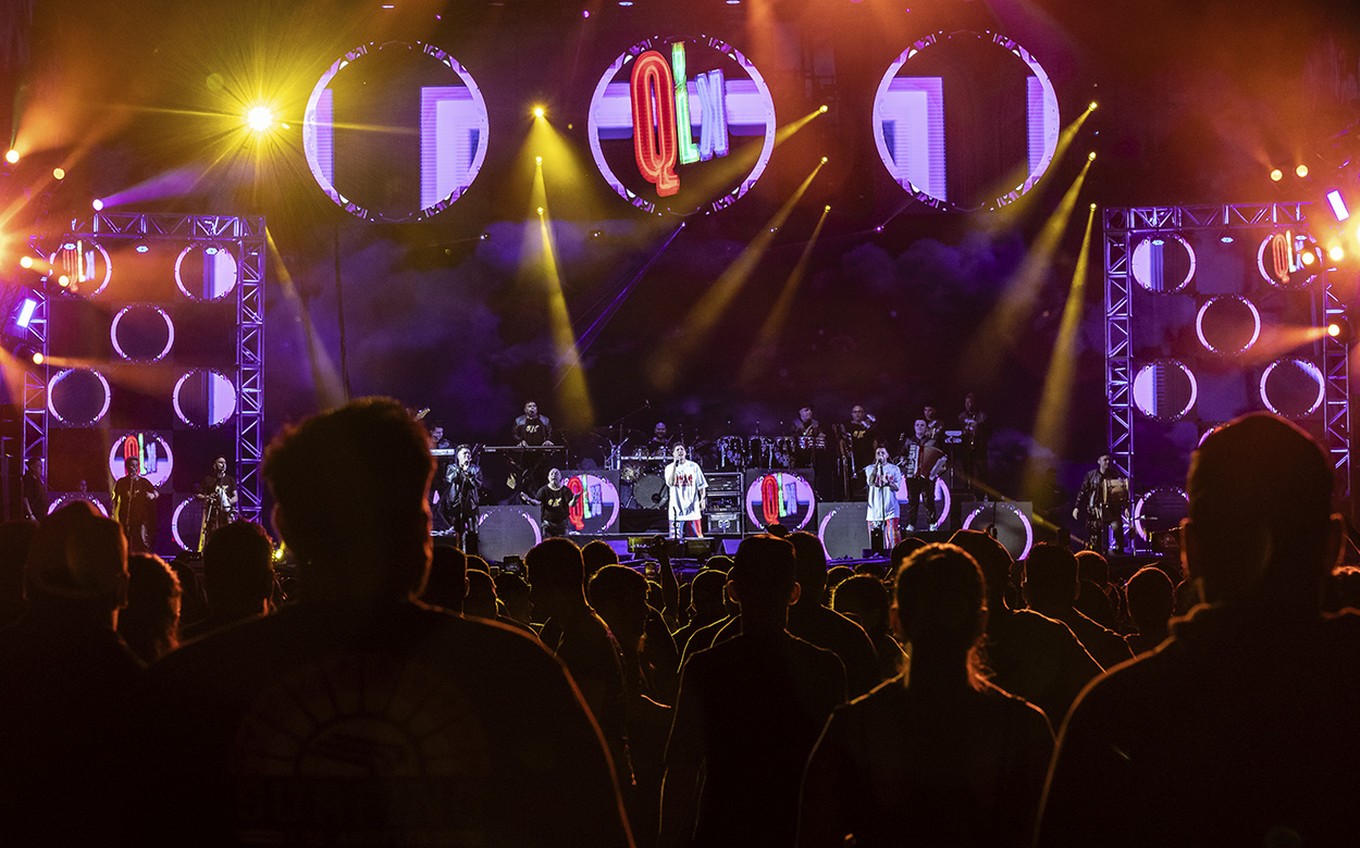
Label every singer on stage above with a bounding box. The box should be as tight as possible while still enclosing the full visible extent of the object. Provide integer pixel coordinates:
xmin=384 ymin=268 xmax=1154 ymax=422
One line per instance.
xmin=664 ymin=444 xmax=707 ymax=540
xmin=112 ymin=456 xmax=158 ymax=553
xmin=443 ymin=445 xmax=483 ymax=551
xmin=523 ymin=468 xmax=579 ymax=539
xmin=864 ymin=447 xmax=903 ymax=550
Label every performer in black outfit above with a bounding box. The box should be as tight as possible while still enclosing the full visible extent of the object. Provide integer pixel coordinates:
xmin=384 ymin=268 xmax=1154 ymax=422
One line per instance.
xmin=845 ymin=405 xmax=877 ymax=499
xmin=957 ymin=392 xmax=990 ymax=490
xmin=442 ymin=445 xmax=483 ymax=552
xmin=646 ymin=422 xmax=673 ymax=455
xmin=523 ymin=468 xmax=579 ymax=539
xmin=195 ymin=456 xmax=238 ymax=551
xmin=790 ymin=405 xmax=823 ymax=468
xmin=20 ymin=457 xmax=49 ymax=521
xmin=112 ymin=456 xmax=158 ymax=553
xmin=1073 ymin=453 xmax=1130 ymax=554
xmin=513 ymin=401 xmax=554 ymax=447
xmin=921 ymin=404 xmax=945 ymax=448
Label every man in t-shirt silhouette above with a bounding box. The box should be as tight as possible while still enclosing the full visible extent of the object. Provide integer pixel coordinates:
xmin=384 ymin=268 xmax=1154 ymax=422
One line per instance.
xmin=524 ymin=468 xmax=579 ymax=538
xmin=138 ymin=398 xmax=633 ymax=847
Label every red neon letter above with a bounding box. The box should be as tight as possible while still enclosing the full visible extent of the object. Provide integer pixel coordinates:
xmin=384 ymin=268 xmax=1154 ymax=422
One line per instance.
xmin=631 ymin=50 xmax=680 ymax=198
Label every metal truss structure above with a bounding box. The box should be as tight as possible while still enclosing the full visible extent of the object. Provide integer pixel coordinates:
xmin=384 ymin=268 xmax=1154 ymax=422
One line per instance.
xmin=1102 ymin=202 xmax=1350 ymax=496
xmin=23 ymin=212 xmax=266 ymax=524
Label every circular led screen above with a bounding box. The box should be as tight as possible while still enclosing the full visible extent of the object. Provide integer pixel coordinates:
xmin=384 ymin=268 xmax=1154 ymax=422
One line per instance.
xmin=1196 ymin=296 xmax=1260 ymax=354
xmin=1132 ymin=360 xmax=1197 ymax=422
xmin=111 ymin=304 xmax=174 ymax=362
xmin=1131 ymin=235 xmax=1195 ymax=294
xmin=172 ymin=496 xmax=209 ymax=552
xmin=1133 ymin=487 xmax=1188 ymax=542
xmin=48 ymin=368 xmax=112 ymax=426
xmin=564 ymin=473 xmax=621 ymax=535
xmin=49 ymin=240 xmax=112 ymax=297
xmin=175 ymin=244 xmax=239 ymax=301
xmin=303 ymin=40 xmax=490 ymax=222
xmin=47 ymin=493 xmax=110 ymax=517
xmin=173 ymin=370 xmax=237 ymax=427
xmin=1258 ymin=231 xmax=1318 ymax=289
xmin=961 ymin=500 xmax=1033 ymax=560
xmin=1260 ymin=358 xmax=1325 ymax=418
xmin=588 ymin=34 xmax=776 ymax=216
xmin=873 ymin=30 xmax=1059 ymax=211
xmin=107 ymin=432 xmax=174 ymax=489
xmin=745 ymin=472 xmax=816 ymax=531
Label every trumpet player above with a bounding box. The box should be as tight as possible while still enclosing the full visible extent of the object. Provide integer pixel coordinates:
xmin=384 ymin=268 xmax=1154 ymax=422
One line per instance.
xmin=196 ymin=456 xmax=239 ymax=551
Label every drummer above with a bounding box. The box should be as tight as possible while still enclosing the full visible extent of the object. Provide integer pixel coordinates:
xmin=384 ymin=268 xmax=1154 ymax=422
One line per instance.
xmin=789 ymin=405 xmax=824 ymax=468
xmin=646 ymin=422 xmax=673 ymax=455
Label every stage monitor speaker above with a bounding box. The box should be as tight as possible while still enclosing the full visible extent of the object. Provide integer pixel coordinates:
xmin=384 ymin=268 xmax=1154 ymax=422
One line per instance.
xmin=958 ymin=500 xmax=1035 ymax=561
xmin=475 ymin=505 xmax=543 ymax=563
xmin=816 ymin=502 xmax=870 ymax=560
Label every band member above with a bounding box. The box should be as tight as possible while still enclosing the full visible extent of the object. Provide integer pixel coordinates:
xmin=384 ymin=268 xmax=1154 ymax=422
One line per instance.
xmin=845 ymin=405 xmax=878 ymax=498
xmin=1074 ymin=454 xmax=1130 ymax=554
xmin=664 ymin=444 xmax=707 ymax=540
xmin=790 ymin=405 xmax=823 ymax=468
xmin=523 ymin=468 xmax=579 ymax=539
xmin=443 ymin=445 xmax=483 ymax=551
xmin=902 ymin=420 xmax=947 ymax=531
xmin=20 ymin=456 xmax=49 ymax=520
xmin=513 ymin=401 xmax=554 ymax=447
xmin=646 ymin=422 xmax=673 ymax=454
xmin=921 ymin=404 xmax=944 ymax=448
xmin=957 ymin=392 xmax=990 ymax=487
xmin=112 ymin=456 xmax=158 ymax=553
xmin=195 ymin=456 xmax=238 ymax=551
xmin=864 ymin=447 xmax=903 ymax=550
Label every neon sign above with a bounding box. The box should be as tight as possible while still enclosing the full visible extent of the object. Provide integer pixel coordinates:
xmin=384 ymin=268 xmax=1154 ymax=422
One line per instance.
xmin=589 ymin=35 xmax=775 ymax=215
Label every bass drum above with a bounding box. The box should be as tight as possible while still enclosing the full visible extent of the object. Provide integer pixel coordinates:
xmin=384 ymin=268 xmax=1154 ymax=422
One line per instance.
xmin=632 ymin=473 xmax=670 ymax=510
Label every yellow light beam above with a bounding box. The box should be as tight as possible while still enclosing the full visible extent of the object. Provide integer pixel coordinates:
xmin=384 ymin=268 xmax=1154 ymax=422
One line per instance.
xmin=1023 ymin=203 xmax=1096 ymax=498
xmin=983 ymin=108 xmax=1093 ymax=226
xmin=537 ymin=211 xmax=596 ymax=430
xmin=739 ymin=206 xmax=830 ymax=385
xmin=958 ymin=157 xmax=1093 ymax=386
xmin=650 ymin=160 xmax=825 ymax=390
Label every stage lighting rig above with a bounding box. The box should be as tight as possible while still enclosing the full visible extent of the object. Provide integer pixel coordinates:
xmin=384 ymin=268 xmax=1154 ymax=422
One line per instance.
xmin=245 ymin=105 xmax=276 ymax=133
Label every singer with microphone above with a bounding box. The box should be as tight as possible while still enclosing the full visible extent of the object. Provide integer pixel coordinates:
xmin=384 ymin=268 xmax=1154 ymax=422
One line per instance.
xmin=664 ymin=444 xmax=707 ymax=541
xmin=864 ymin=446 xmax=903 ymax=551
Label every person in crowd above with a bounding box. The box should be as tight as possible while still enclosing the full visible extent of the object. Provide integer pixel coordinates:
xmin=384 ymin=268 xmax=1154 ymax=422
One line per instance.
xmin=182 ymin=520 xmax=275 ymax=640
xmin=419 ymin=543 xmax=467 ymax=612
xmin=671 ymin=569 xmax=728 ymax=656
xmin=464 ymin=569 xmax=499 ymax=619
xmin=494 ymin=569 xmax=534 ymax=628
xmin=0 ymin=502 xmax=141 ymax=846
xmin=949 ymin=530 xmax=1101 ymax=726
xmin=1037 ymin=413 xmax=1360 ymax=847
xmin=118 ymin=552 xmax=182 ymax=663
xmin=799 ymin=543 xmax=1053 ymax=848
xmin=0 ymin=519 xmax=37 ymax=627
xmin=1073 ymin=550 xmax=1123 ymax=630
xmin=831 ymin=574 xmax=908 ymax=683
xmin=787 ymin=532 xmax=882 ymax=698
xmin=1022 ymin=544 xmax=1134 ymax=671
xmin=1122 ymin=565 xmax=1175 ymax=654
xmin=583 ymin=538 xmax=620 ymax=577
xmin=660 ymin=535 xmax=845 ymax=848
xmin=138 ymin=398 xmax=633 ymax=847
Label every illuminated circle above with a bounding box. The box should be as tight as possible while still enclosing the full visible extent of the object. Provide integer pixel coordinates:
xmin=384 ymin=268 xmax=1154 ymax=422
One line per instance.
xmin=564 ymin=473 xmax=622 ymax=534
xmin=1258 ymin=232 xmax=1317 ymax=289
xmin=303 ymin=41 xmax=490 ymax=223
xmin=894 ymin=474 xmax=953 ymax=530
xmin=1132 ymin=360 xmax=1198 ymax=422
xmin=475 ymin=507 xmax=543 ymax=562
xmin=47 ymin=494 xmax=109 ymax=517
xmin=110 ymin=305 xmax=175 ymax=362
xmin=1132 ymin=487 xmax=1188 ymax=543
xmin=48 ymin=240 xmax=112 ymax=297
xmin=745 ymin=472 xmax=817 ymax=531
xmin=1131 ymin=235 xmax=1195 ymax=293
xmin=961 ymin=501 xmax=1034 ymax=560
xmin=175 ymin=244 xmax=239 ymax=301
xmin=171 ymin=496 xmax=211 ymax=552
xmin=47 ymin=369 xmax=112 ymax=426
xmin=587 ymin=34 xmax=777 ymax=216
xmin=1195 ymin=296 xmax=1261 ymax=355
xmin=1260 ymin=358 xmax=1325 ymax=418
xmin=107 ymin=433 xmax=174 ymax=489
xmin=173 ymin=370 xmax=238 ymax=427
xmin=873 ymin=30 xmax=1060 ymax=212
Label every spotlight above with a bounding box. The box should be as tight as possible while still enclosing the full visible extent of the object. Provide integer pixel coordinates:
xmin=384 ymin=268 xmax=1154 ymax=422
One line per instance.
xmin=15 ymin=298 xmax=38 ymax=329
xmin=31 ymin=352 xmax=44 ymax=366
xmin=874 ymin=225 xmax=884 ymax=233
xmin=1087 ymin=151 xmax=1097 ymax=161
xmin=57 ymin=275 xmax=71 ymax=287
xmin=819 ymin=104 xmax=829 ymax=114
xmin=824 ymin=205 xmax=831 ymax=212
xmin=535 ymin=156 xmax=543 ymax=166
xmin=590 ymin=230 xmax=603 ymax=239
xmin=1269 ymin=168 xmax=1283 ymax=182
xmin=536 ymin=206 xmax=544 ymax=216
xmin=4 ymin=149 xmax=18 ymax=164
xmin=1302 ymin=250 xmax=1317 ymax=267
xmin=91 ymin=199 xmax=104 ymax=211
xmin=820 ymin=156 xmax=828 ymax=164
xmin=1327 ymin=317 xmax=1353 ymax=344
xmin=245 ymin=105 xmax=275 ymax=133
xmin=1329 ymin=245 xmax=1345 ymax=262
xmin=1220 ymin=234 xmax=1235 ymax=244
xmin=1296 ymin=164 xmax=1309 ymax=178
xmin=19 ymin=256 xmax=33 ymax=269
xmin=479 ymin=232 xmax=490 ymax=241
xmin=1088 ymin=101 xmax=1098 ymax=111
xmin=582 ymin=9 xmax=590 ymax=16
xmin=1326 ymin=189 xmax=1350 ymax=222
xmin=52 ymin=167 xmax=66 ymax=180
xmin=135 ymin=243 xmax=150 ymax=254
xmin=1090 ymin=203 xmax=1097 ymax=211
xmin=532 ymin=105 xmax=546 ymax=119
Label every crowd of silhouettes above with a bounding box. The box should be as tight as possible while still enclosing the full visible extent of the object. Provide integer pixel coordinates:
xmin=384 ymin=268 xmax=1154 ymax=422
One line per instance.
xmin=1 ymin=399 xmax=1358 ymax=848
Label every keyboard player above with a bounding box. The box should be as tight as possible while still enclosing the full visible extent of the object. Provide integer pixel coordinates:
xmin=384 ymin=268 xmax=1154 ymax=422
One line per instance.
xmin=513 ymin=401 xmax=554 ymax=447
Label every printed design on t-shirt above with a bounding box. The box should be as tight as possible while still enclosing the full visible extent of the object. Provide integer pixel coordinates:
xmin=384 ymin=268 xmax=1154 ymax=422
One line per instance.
xmin=230 ymin=652 xmax=494 ymax=843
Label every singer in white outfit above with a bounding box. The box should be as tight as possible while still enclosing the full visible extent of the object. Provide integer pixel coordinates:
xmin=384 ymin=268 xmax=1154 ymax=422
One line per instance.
xmin=864 ymin=446 xmax=903 ymax=549
xmin=664 ymin=444 xmax=707 ymax=540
